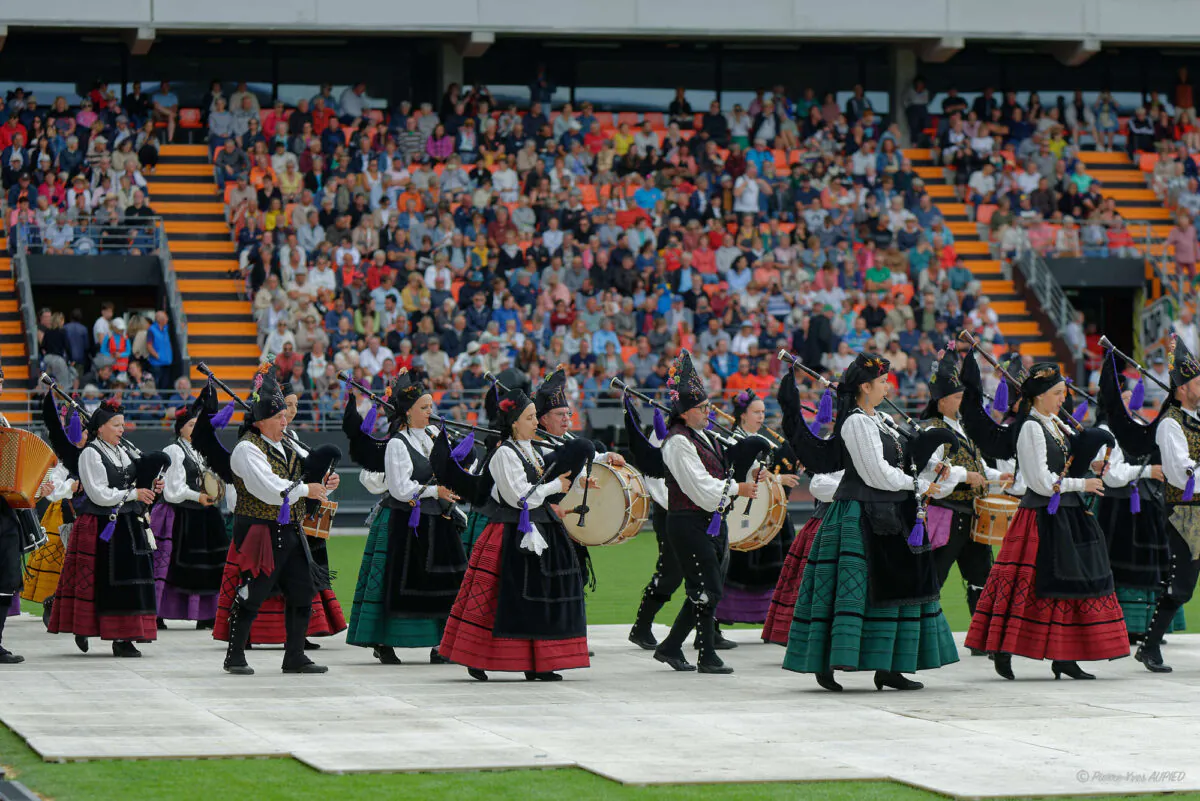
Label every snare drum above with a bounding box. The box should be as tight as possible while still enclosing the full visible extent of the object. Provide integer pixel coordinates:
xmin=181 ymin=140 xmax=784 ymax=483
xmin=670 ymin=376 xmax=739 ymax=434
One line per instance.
xmin=972 ymin=495 xmax=1019 ymax=545
xmin=201 ymin=470 xmax=225 ymax=504
xmin=727 ymin=472 xmax=788 ymax=552
xmin=560 ymin=462 xmax=651 ymax=547
xmin=302 ymin=500 xmax=338 ymax=540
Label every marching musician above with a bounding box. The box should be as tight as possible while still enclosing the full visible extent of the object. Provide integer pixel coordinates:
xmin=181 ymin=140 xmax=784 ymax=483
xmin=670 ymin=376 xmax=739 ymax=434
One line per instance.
xmin=152 ymin=406 xmax=228 ymax=630
xmin=714 ymin=390 xmax=801 ymax=637
xmin=48 ymin=399 xmax=165 ymax=657
xmin=348 ymin=370 xmax=467 ymax=666
xmin=627 ymin=427 xmax=677 ymax=651
xmin=535 ymin=366 xmax=625 ymax=470
xmin=918 ymin=350 xmax=1010 ymax=647
xmin=965 ymin=362 xmax=1127 ymax=680
xmin=439 ymin=385 xmax=589 ymax=682
xmin=1137 ymin=334 xmax=1200 ymax=673
xmin=782 ymin=352 xmax=959 ymax=692
xmin=221 ymin=370 xmax=338 ymax=675
xmin=654 ymin=351 xmax=752 ymax=675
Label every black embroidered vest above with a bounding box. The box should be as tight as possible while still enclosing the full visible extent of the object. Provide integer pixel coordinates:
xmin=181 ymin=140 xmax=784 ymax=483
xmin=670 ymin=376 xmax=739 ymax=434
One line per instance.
xmin=665 ymin=423 xmax=726 ymax=512
xmin=925 ymin=417 xmax=987 ymax=511
xmin=383 ymin=430 xmax=442 ymax=514
xmin=1018 ymin=417 xmax=1078 ymax=509
xmin=1164 ymin=406 xmax=1200 ymax=507
xmin=479 ymin=440 xmax=554 ymax=524
xmin=834 ymin=409 xmax=909 ymax=503
xmin=78 ymin=441 xmax=137 ymax=517
xmin=233 ymin=432 xmax=303 ymax=522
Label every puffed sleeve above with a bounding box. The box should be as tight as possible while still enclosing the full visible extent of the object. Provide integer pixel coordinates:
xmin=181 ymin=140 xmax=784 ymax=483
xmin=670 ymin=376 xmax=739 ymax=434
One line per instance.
xmin=359 ymin=469 xmax=387 ymax=495
xmin=808 ymin=470 xmax=842 ymax=503
xmin=79 ymin=447 xmax=138 ymax=507
xmin=385 ymin=436 xmax=438 ymax=502
xmin=919 ymin=443 xmax=966 ymax=500
xmin=1100 ymin=437 xmax=1144 ymax=489
xmin=662 ymin=434 xmax=730 ymax=512
xmin=45 ymin=462 xmax=75 ymax=502
xmin=230 ymin=440 xmax=310 ymax=506
xmin=1016 ymin=419 xmax=1086 ymax=496
xmin=842 ymin=413 xmax=928 ymax=494
xmin=162 ymin=443 xmax=202 ymax=505
xmin=1156 ymin=415 xmax=1193 ymax=492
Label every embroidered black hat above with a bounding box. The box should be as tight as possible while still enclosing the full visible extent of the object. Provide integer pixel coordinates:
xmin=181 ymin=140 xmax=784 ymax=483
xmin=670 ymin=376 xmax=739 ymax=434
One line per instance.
xmin=534 ymin=365 xmax=569 ymax=418
xmin=388 ymin=368 xmax=428 ymax=419
xmin=1169 ymin=333 xmax=1200 ymax=389
xmin=922 ymin=350 xmax=964 ymax=418
xmin=667 ymin=350 xmax=708 ymax=415
xmin=495 ymin=386 xmax=533 ymax=437
xmin=249 ymin=364 xmax=287 ymax=422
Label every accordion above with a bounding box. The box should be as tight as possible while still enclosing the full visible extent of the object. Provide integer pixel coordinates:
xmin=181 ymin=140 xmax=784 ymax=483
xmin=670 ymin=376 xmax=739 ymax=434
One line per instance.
xmin=0 ymin=427 xmax=57 ymax=509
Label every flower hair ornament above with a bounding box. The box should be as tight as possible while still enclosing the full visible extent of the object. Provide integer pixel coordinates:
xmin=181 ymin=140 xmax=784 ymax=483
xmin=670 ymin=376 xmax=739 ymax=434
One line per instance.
xmin=498 ymin=398 xmax=516 ymax=413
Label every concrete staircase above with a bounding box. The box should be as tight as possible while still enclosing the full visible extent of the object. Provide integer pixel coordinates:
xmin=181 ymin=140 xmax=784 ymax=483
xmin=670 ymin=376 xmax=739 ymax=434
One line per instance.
xmin=904 ymin=148 xmax=1054 ymax=359
xmin=0 ymin=232 xmax=32 ymax=424
xmin=146 ymin=145 xmax=259 ymax=387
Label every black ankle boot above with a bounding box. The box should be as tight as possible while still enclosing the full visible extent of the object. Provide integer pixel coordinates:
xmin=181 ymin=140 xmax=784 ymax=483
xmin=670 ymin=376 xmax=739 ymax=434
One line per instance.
xmin=468 ymin=667 xmax=489 ymax=681
xmin=712 ymin=624 xmax=738 ymax=650
xmin=223 ymin=601 xmax=254 ymax=675
xmin=629 ymin=592 xmax=666 ymax=650
xmin=196 ymin=619 xmax=215 ymax=631
xmin=694 ymin=612 xmax=733 ymax=674
xmin=156 ymin=617 xmax=167 ymax=631
xmin=430 ymin=648 xmax=451 ymax=664
xmin=1138 ymin=598 xmax=1179 ymax=674
xmin=992 ymin=652 xmax=1015 ymax=680
xmin=815 ymin=671 xmax=842 ymax=692
xmin=112 ymin=640 xmax=142 ymax=658
xmin=373 ymin=646 xmax=402 ymax=665
xmin=74 ymin=635 xmax=89 ymax=653
xmin=304 ymin=639 xmax=321 ymax=650
xmin=41 ymin=595 xmax=53 ymax=629
xmin=0 ymin=613 xmax=22 ymax=664
xmin=524 ymin=671 xmax=563 ymax=681
xmin=1136 ymin=643 xmax=1173 ymax=673
xmin=1051 ymin=660 xmax=1095 ymax=680
xmin=874 ymin=671 xmax=923 ymax=691
xmin=654 ymin=601 xmax=698 ymax=672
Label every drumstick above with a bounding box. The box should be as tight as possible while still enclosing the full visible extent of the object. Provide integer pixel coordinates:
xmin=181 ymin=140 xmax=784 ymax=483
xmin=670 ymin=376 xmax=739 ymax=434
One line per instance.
xmin=571 ymin=457 xmax=594 ymax=527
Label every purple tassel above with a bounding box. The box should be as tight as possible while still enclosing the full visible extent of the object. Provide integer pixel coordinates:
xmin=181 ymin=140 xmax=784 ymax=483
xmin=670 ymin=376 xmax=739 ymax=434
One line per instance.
xmin=1072 ymin=400 xmax=1087 ymax=424
xmin=518 ymin=499 xmax=532 ymax=534
xmin=653 ymin=407 xmax=668 ymax=441
xmin=99 ymin=516 xmax=116 ymax=542
xmin=360 ymin=403 xmax=378 ymax=435
xmin=1185 ymin=471 xmax=1195 ymax=502
xmin=211 ymin=400 xmax=235 ymax=430
xmin=278 ymin=495 xmax=291 ymax=525
xmin=451 ymin=431 xmax=475 ymax=463
xmin=991 ymin=380 xmax=1008 ymax=416
xmin=1130 ymin=377 xmax=1145 ymax=411
xmin=1130 ymin=483 xmax=1142 ymax=514
xmin=1048 ymin=490 xmax=1062 ymax=515
xmin=706 ymin=510 xmax=722 ymax=536
xmin=907 ymin=518 xmax=926 ymax=547
xmin=706 ymin=409 xmax=716 ymax=431
xmin=67 ymin=410 xmax=83 ymax=445
xmin=408 ymin=501 xmax=421 ymax=531
xmin=808 ymin=419 xmax=821 ymax=436
xmin=817 ymin=387 xmax=833 ymax=425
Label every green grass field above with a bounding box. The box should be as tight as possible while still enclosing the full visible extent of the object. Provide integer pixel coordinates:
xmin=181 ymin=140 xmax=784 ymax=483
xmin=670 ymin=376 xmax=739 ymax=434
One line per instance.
xmin=6 ymin=532 xmax=1200 ymax=801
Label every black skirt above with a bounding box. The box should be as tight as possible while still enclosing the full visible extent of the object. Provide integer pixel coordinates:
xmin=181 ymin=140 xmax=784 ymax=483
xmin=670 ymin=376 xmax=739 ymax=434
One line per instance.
xmin=1098 ymin=483 xmax=1170 ymax=591
xmin=492 ymin=517 xmax=587 ymax=640
xmin=167 ymin=505 xmax=230 ymax=594
xmin=859 ymin=498 xmax=940 ymax=607
xmin=1032 ymin=503 xmax=1116 ymax=599
xmin=725 ymin=515 xmax=796 ymax=592
xmin=98 ymin=511 xmax=157 ymax=616
xmin=384 ymin=506 xmax=468 ymax=618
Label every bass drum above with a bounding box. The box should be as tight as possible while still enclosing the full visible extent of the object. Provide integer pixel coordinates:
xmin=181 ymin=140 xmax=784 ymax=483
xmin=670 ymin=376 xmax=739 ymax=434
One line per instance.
xmin=559 ymin=462 xmax=651 ymax=547
xmin=726 ymin=471 xmax=787 ymax=552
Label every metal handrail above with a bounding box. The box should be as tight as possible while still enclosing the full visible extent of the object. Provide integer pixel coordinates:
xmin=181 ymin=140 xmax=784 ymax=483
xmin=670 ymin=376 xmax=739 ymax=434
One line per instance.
xmin=1012 ymin=236 xmax=1084 ymax=375
xmin=7 ymin=230 xmax=41 ymax=388
xmin=155 ymin=224 xmax=190 ymax=372
xmin=11 ymin=217 xmax=164 ymax=256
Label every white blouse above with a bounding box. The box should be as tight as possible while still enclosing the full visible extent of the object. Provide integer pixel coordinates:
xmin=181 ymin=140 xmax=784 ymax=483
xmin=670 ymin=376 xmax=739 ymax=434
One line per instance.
xmin=919 ymin=416 xmax=1003 ymax=500
xmin=359 ymin=469 xmax=387 ymax=495
xmin=386 ymin=427 xmax=440 ymax=503
xmin=841 ymin=410 xmax=930 ymax=495
xmin=1095 ymin=424 xmax=1148 ymax=489
xmin=1016 ymin=410 xmax=1086 ymax=496
xmin=44 ymin=462 xmax=76 ymax=502
xmin=162 ymin=440 xmax=206 ymax=505
xmin=662 ymin=427 xmax=729 ymax=513
xmin=1155 ymin=407 xmax=1198 ymax=492
xmin=489 ymin=439 xmax=560 ymax=511
xmin=230 ymin=438 xmax=310 ymax=507
xmin=809 ymin=470 xmax=843 ymax=503
xmin=79 ymin=439 xmax=139 ymax=507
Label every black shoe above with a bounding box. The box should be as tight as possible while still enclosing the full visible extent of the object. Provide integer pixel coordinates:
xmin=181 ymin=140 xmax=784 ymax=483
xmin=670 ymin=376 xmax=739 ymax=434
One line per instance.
xmin=467 ymin=667 xmax=489 ymax=681
xmin=304 ymin=639 xmax=321 ymax=651
xmin=628 ymin=626 xmax=658 ymax=650
xmin=1135 ymin=645 xmax=1173 ymax=673
xmin=653 ymin=648 xmax=697 ymax=672
xmin=74 ymin=635 xmax=89 ymax=653
xmin=157 ymin=617 xmax=167 ymax=631
xmin=816 ymin=671 xmax=842 ymax=692
xmin=282 ymin=660 xmax=328 ymax=674
xmin=874 ymin=671 xmax=923 ymax=691
xmin=1051 ymin=660 xmax=1095 ymax=680
xmin=0 ymin=647 xmax=24 ymax=664
xmin=713 ymin=631 xmax=738 ymax=650
xmin=41 ymin=596 xmax=53 ymax=629
xmin=223 ymin=662 xmax=254 ymax=675
xmin=992 ymin=653 xmax=1015 ymax=680
xmin=697 ymin=659 xmax=734 ymax=675
xmin=968 ymin=647 xmax=986 ymax=657
xmin=196 ymin=619 xmax=215 ymax=631
xmin=429 ymin=648 xmax=451 ymax=665
xmin=373 ymin=646 xmax=402 ymax=665
xmin=524 ymin=671 xmax=563 ymax=681
xmin=112 ymin=641 xmax=142 ymax=658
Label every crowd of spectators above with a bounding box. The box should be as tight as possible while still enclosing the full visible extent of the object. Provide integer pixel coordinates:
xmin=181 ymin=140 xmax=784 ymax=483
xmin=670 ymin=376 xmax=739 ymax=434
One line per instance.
xmin=0 ymin=81 xmax=163 ymax=254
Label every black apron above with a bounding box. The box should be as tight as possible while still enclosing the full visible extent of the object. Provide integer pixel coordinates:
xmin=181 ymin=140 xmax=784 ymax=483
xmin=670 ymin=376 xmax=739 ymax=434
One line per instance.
xmin=168 ymin=440 xmax=231 ymax=593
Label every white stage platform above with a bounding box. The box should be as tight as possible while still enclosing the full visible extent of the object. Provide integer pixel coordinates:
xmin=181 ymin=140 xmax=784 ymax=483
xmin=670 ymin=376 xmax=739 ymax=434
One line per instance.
xmin=2 ymin=614 xmax=1199 ymax=798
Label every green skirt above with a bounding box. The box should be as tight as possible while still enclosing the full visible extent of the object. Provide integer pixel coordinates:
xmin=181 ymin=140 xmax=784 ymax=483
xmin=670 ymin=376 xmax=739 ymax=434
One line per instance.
xmin=783 ymin=500 xmax=960 ymax=674
xmin=1115 ymin=586 xmax=1187 ymax=636
xmin=462 ymin=510 xmax=489 ymax=556
xmin=345 ymin=507 xmax=442 ymax=648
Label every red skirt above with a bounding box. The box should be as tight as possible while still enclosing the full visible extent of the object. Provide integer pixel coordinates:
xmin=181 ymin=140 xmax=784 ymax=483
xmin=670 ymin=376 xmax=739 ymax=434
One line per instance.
xmin=48 ymin=514 xmax=158 ymax=643
xmin=439 ymin=522 xmax=589 ymax=673
xmin=761 ymin=516 xmax=821 ymax=645
xmin=211 ymin=542 xmax=347 ymax=644
xmin=965 ymin=508 xmax=1129 ymax=661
